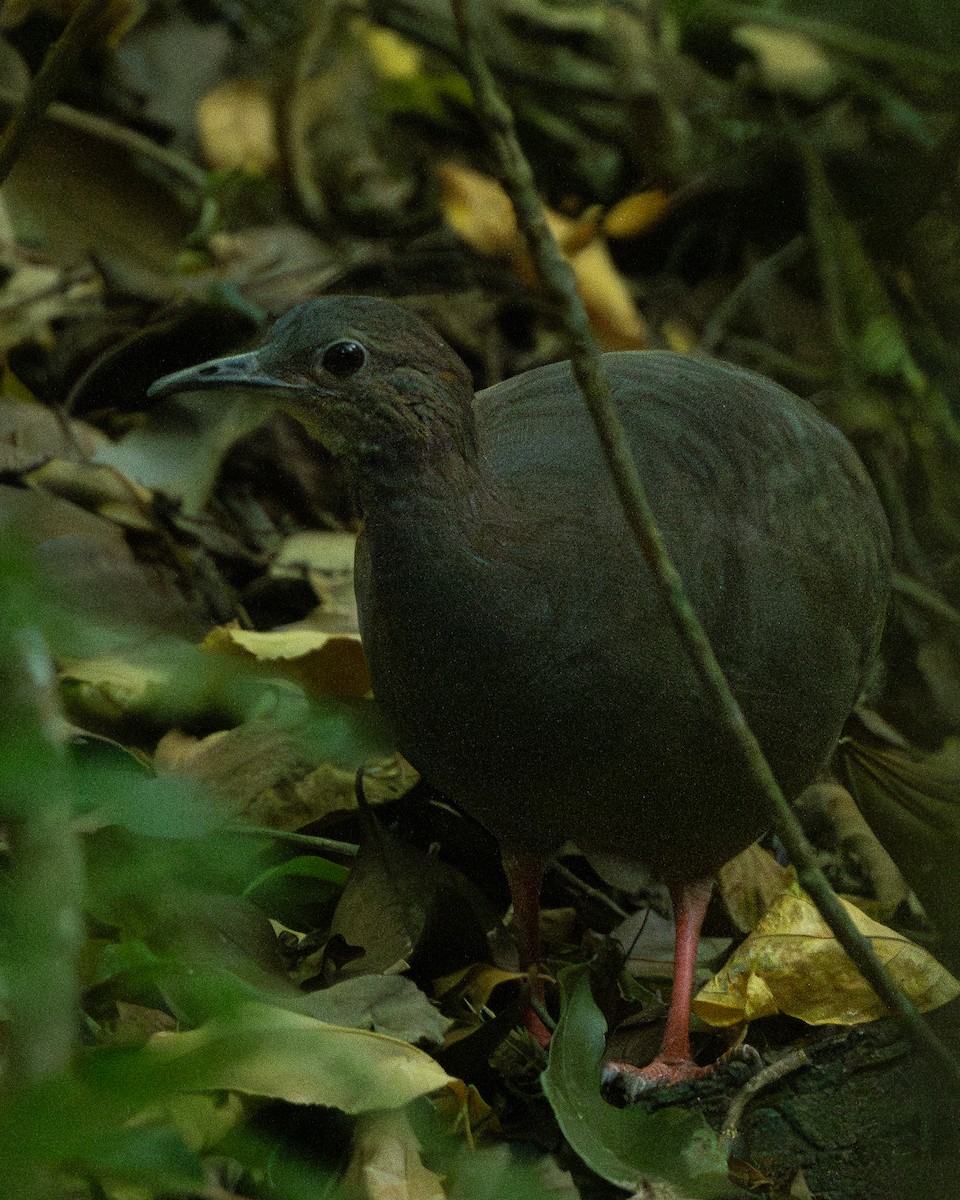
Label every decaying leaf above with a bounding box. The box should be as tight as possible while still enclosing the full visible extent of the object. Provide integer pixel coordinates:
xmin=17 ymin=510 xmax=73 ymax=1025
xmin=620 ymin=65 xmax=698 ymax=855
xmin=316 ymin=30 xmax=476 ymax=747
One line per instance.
xmin=272 ymin=530 xmax=359 ymax=632
xmin=693 ymin=887 xmax=960 ymax=1027
xmin=612 ymin=905 xmax=730 ymax=981
xmin=154 ymin=720 xmax=315 ymax=815
xmin=25 ymin=458 xmax=156 ymax=531
xmin=433 ymin=1078 xmax=500 ymax=1145
xmin=433 ymin=962 xmax=523 ymax=1026
xmin=0 ymin=396 xmax=107 ymax=470
xmin=4 ymin=119 xmax=196 ymax=300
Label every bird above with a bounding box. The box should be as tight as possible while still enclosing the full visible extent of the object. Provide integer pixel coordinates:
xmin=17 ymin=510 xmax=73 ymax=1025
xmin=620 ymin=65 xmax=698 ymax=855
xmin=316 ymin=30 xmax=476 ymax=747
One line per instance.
xmin=149 ymin=295 xmax=892 ymax=1088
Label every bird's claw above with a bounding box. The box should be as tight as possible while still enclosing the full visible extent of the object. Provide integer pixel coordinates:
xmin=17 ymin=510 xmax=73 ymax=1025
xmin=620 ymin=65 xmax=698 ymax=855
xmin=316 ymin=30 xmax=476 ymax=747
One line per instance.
xmin=602 ymin=1056 xmax=713 ymax=1100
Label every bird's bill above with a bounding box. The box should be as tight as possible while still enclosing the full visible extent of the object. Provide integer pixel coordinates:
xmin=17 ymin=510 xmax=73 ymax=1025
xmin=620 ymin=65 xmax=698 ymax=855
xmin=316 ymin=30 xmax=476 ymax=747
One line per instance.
xmin=147 ymin=351 xmax=301 ymax=401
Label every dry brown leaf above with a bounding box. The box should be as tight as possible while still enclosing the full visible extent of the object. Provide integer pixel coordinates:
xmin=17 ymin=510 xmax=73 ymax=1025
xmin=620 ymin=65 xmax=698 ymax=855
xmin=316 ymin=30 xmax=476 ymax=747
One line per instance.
xmin=794 ymin=780 xmax=910 ymax=921
xmin=693 ymin=886 xmax=960 ymax=1027
xmin=197 ymin=78 xmax=279 ymax=174
xmin=4 ymin=121 xmax=193 ymax=299
xmin=342 ymin=1109 xmax=446 ymax=1200
xmin=0 ymin=254 xmax=99 ymax=351
xmin=205 ymin=622 xmax=371 ymax=699
xmin=273 ymin=530 xmax=359 ymax=632
xmin=437 ymin=161 xmax=646 ymax=351
xmin=0 ymin=397 xmax=107 ymax=469
xmin=154 ymin=721 xmax=311 ymax=815
xmin=612 ymin=905 xmax=731 ymax=981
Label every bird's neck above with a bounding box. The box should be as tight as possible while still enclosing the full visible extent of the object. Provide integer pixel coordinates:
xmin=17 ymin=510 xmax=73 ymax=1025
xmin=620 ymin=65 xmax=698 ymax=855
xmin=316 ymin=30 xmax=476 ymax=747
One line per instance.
xmin=347 ymin=377 xmax=480 ymax=515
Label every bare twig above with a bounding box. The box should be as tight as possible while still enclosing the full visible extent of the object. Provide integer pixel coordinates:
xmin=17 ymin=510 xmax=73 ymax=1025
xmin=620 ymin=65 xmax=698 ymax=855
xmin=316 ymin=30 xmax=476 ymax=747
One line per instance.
xmin=448 ymin=0 xmax=960 ymax=1087
xmin=227 ymin=823 xmax=359 ymax=856
xmin=721 ymin=1049 xmax=810 ymax=1147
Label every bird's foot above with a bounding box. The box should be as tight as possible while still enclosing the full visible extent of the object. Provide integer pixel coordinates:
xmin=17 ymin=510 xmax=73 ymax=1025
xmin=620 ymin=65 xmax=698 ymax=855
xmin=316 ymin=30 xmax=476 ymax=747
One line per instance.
xmin=601 ymin=1055 xmax=712 ymax=1099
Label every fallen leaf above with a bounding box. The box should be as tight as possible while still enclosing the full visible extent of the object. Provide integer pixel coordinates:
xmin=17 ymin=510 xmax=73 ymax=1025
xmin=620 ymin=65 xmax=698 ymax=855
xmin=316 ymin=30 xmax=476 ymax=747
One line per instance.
xmin=717 ymin=844 xmax=794 ymax=933
xmin=434 ymin=1079 xmax=500 ymax=1144
xmin=4 ymin=118 xmax=195 ymax=300
xmin=437 ymin=162 xmax=646 ymax=351
xmin=542 ymin=966 xmax=730 ymax=1198
xmin=273 ymin=530 xmax=359 ymax=632
xmin=433 ymin=962 xmax=524 ymax=1021
xmin=206 ymin=622 xmax=371 ymax=699
xmin=197 ymin=78 xmax=279 ymax=174
xmin=0 ymin=396 xmax=107 ymax=470
xmin=603 ymin=188 xmax=671 ymax=239
xmin=693 ymin=887 xmax=960 ymax=1027
xmin=25 ymin=458 xmax=156 ymax=531
xmin=612 ymin=906 xmax=730 ymax=980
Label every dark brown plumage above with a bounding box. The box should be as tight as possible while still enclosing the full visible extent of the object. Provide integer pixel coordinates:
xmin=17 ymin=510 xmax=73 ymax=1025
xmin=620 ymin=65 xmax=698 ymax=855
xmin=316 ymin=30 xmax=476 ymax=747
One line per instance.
xmin=150 ymin=295 xmax=891 ymax=1085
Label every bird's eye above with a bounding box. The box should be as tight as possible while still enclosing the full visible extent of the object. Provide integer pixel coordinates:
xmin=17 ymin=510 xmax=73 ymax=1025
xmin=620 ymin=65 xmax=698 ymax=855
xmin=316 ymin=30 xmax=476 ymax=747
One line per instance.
xmin=319 ymin=339 xmax=368 ymax=379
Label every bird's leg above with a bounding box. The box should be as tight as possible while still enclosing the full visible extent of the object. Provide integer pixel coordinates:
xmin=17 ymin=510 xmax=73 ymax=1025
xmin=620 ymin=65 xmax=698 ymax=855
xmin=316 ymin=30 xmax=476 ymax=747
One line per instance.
xmin=501 ymin=848 xmax=552 ymax=1047
xmin=605 ymin=876 xmax=714 ymax=1091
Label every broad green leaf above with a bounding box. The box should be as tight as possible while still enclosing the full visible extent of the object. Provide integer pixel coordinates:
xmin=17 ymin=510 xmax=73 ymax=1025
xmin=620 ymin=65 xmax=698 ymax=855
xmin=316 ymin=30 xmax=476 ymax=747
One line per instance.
xmin=142 ymin=1000 xmax=453 ymax=1111
xmin=542 ymin=966 xmax=733 ymax=1198
xmin=243 ymin=853 xmax=350 ymax=898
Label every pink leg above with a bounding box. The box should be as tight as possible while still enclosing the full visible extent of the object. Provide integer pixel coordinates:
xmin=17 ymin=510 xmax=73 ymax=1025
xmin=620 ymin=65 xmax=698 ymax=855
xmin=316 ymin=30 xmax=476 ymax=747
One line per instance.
xmin=606 ymin=877 xmax=714 ymax=1089
xmin=502 ymin=849 xmax=552 ymax=1047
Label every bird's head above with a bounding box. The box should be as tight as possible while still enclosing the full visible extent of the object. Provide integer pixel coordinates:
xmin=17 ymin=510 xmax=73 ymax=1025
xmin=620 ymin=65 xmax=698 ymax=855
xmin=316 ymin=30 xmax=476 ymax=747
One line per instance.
xmin=148 ymin=295 xmax=476 ymax=463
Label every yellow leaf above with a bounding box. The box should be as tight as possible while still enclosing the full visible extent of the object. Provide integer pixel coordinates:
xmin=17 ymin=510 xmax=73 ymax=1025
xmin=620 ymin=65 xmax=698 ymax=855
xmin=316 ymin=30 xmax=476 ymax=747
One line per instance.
xmin=365 ymin=25 xmax=423 ymax=80
xmin=603 ymin=188 xmax=671 ymax=239
xmin=693 ymin=888 xmax=960 ymax=1027
xmin=197 ymin=79 xmax=279 ymax=175
xmin=717 ymin=843 xmax=794 ymax=933
xmin=205 ymin=622 xmax=371 ymax=698
xmin=434 ymin=1079 xmax=500 ymax=1144
xmin=437 ymin=162 xmax=646 ymax=351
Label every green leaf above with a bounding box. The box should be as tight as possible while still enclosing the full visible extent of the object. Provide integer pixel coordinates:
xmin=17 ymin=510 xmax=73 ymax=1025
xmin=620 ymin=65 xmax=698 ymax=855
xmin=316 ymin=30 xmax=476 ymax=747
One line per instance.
xmin=306 ymin=974 xmax=451 ymax=1044
xmin=541 ymin=966 xmax=733 ymax=1198
xmin=243 ymin=853 xmax=350 ymax=899
xmin=139 ymin=1000 xmax=453 ymax=1111
xmin=0 ymin=1001 xmax=452 ymax=1188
